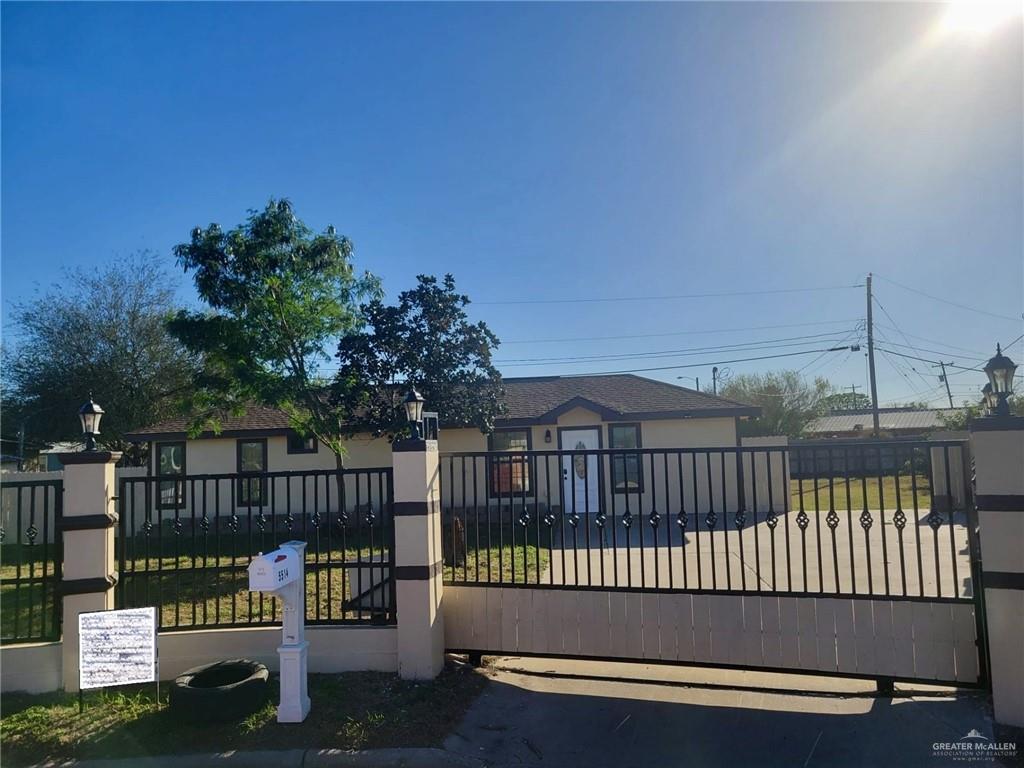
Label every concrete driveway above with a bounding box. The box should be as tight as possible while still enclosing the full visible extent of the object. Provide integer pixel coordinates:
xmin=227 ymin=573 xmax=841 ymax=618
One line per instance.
xmin=445 ymin=656 xmax=1008 ymax=768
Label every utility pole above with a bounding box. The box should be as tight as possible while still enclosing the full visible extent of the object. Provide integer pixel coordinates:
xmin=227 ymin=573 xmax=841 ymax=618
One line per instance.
xmin=937 ymin=362 xmax=954 ymax=408
xmin=712 ymin=366 xmax=719 ymax=395
xmin=866 ymin=273 xmax=881 ymax=437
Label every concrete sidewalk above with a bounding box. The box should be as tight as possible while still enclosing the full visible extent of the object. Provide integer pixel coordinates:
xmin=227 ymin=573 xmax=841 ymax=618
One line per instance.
xmin=39 ymin=748 xmax=486 ymax=768
xmin=444 ymin=656 xmax=1010 ymax=767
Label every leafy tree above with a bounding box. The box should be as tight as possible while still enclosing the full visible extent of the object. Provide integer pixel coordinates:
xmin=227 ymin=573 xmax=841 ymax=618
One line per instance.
xmin=2 ymin=253 xmax=197 ymax=464
xmin=820 ymin=391 xmax=872 ymax=412
xmin=333 ymin=274 xmax=504 ymax=440
xmin=939 ymin=394 xmax=1024 ymax=430
xmin=167 ymin=199 xmax=380 ymax=464
xmin=720 ymin=370 xmax=832 ymax=437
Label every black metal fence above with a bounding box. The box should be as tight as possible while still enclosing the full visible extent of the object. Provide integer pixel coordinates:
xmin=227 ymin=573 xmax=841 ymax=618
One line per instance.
xmin=440 ymin=440 xmax=976 ymax=602
xmin=1 ymin=479 xmax=63 ymax=644
xmin=116 ymin=468 xmax=394 ymax=631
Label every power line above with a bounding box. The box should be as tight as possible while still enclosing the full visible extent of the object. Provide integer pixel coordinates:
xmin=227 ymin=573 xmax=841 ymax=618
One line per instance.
xmin=498 ymin=318 xmax=863 ymax=345
xmin=475 ymin=284 xmax=863 ymax=306
xmin=874 ymin=346 xmax=983 ymax=372
xmin=559 ymin=345 xmax=859 ymax=377
xmin=871 ymin=296 xmax=936 ymax=392
xmin=873 ymin=324 xmax=999 ymax=357
xmin=874 ymin=274 xmax=1022 ymax=323
xmin=495 ymin=330 xmax=858 ymax=365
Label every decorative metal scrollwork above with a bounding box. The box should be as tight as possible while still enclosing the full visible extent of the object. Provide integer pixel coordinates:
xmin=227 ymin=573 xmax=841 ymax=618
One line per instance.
xmin=365 ymin=506 xmax=376 ymax=526
xmin=567 ymin=512 xmax=580 ymax=528
xmin=766 ymin=511 xmax=779 ymax=530
xmin=595 ymin=512 xmax=606 ymax=528
xmin=648 ymin=510 xmax=661 ymax=527
xmin=337 ymin=510 xmax=349 ymax=528
xmin=518 ymin=509 xmax=530 ymax=527
xmin=143 ymin=519 xmax=155 ymax=535
xmin=927 ymin=510 xmax=943 ymax=530
xmin=676 ymin=511 xmax=688 ymax=530
xmin=26 ymin=524 xmax=38 ymax=544
xmin=825 ymin=510 xmax=840 ymax=530
xmin=705 ymin=510 xmax=717 ymax=529
xmin=227 ymin=514 xmax=240 ymax=533
xmin=256 ymin=513 xmax=267 ymax=532
xmin=542 ymin=511 xmax=557 ymax=527
xmin=284 ymin=514 xmax=295 ymax=531
xmin=311 ymin=511 xmax=323 ymax=529
xmin=621 ymin=510 xmax=633 ymax=529
xmin=892 ymin=509 xmax=907 ymax=530
xmin=796 ymin=510 xmax=810 ymax=530
xmin=859 ymin=510 xmax=873 ymax=530
xmin=734 ymin=510 xmax=746 ymax=529
xmin=199 ymin=516 xmax=211 ymax=533
xmin=0 ymin=526 xmax=6 ymax=543
xmin=171 ymin=518 xmax=183 ymax=535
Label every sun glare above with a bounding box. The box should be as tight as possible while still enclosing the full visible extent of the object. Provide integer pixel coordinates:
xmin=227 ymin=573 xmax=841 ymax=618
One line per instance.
xmin=939 ymin=0 xmax=1022 ymax=38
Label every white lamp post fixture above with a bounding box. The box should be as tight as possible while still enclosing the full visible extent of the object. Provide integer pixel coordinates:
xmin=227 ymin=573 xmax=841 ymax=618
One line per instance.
xmin=403 ymin=388 xmax=426 ymax=440
xmin=983 ymin=344 xmax=1017 ymax=418
xmin=78 ymin=397 xmax=105 ymax=451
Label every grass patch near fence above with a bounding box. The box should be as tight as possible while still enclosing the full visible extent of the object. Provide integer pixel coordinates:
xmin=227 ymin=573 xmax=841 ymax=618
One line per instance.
xmin=447 ymin=544 xmax=550 ymax=585
xmin=0 ymin=663 xmax=488 ymax=766
xmin=790 ymin=475 xmax=932 ymax=512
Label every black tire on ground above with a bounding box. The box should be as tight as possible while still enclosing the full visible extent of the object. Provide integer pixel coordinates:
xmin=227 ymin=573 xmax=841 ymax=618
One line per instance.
xmin=168 ymin=659 xmax=270 ymax=723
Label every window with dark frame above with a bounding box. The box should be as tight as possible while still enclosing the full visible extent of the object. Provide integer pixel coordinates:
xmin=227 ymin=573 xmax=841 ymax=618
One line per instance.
xmin=156 ymin=441 xmax=185 ymax=508
xmin=609 ymin=424 xmax=643 ymax=493
xmin=488 ymin=429 xmax=531 ymax=496
xmin=287 ymin=432 xmax=317 ymax=454
xmin=237 ymin=439 xmax=268 ymax=506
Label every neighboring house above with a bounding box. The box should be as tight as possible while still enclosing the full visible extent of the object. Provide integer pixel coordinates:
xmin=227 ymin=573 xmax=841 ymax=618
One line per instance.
xmin=803 ymin=407 xmax=963 ymax=439
xmin=0 ymin=454 xmax=22 ymax=473
xmin=125 ymin=374 xmax=761 ymax=482
xmin=38 ymin=442 xmax=86 ymax=471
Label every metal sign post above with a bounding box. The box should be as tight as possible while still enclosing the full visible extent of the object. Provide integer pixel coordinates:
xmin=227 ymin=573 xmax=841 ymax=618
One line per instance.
xmin=247 ymin=540 xmax=310 ymax=723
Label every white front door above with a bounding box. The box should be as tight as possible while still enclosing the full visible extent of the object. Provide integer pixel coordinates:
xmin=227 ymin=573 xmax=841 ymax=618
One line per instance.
xmin=560 ymin=428 xmax=601 ymax=514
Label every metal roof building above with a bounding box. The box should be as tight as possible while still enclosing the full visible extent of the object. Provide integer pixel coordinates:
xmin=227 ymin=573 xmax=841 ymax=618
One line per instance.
xmin=804 ymin=407 xmax=963 ymax=437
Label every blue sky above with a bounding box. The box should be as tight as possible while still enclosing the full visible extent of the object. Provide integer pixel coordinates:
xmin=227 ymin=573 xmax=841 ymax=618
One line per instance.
xmin=3 ymin=2 xmax=1021 ymax=407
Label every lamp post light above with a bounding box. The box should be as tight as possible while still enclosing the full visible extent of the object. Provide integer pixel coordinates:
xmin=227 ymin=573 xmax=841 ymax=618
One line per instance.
xmin=983 ymin=344 xmax=1017 ymax=418
xmin=78 ymin=396 xmax=105 ymax=451
xmin=981 ymin=383 xmax=997 ymax=416
xmin=403 ymin=388 xmax=426 ymax=440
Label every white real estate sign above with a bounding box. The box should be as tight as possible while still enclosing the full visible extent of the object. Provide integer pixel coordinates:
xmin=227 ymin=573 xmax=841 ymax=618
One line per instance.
xmin=78 ymin=607 xmax=158 ymax=690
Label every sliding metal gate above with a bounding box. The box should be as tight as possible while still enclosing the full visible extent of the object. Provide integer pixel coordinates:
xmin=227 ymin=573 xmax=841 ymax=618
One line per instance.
xmin=440 ymin=439 xmax=987 ymax=687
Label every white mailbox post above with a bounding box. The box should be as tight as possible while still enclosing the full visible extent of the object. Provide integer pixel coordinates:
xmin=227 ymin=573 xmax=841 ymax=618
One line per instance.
xmin=247 ymin=540 xmax=310 ymax=723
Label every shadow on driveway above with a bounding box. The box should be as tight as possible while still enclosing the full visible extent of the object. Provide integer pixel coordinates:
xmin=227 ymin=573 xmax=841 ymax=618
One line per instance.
xmin=444 ymin=657 xmax=1004 ymax=768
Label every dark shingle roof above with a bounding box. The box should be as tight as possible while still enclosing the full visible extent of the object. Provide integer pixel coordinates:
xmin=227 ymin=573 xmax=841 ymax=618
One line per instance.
xmin=128 ymin=374 xmax=758 ymax=439
xmin=500 ymin=374 xmax=758 ymax=422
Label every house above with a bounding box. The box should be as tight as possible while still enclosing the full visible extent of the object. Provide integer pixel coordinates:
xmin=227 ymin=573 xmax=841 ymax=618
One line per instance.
xmin=803 ymin=407 xmax=963 ymax=439
xmin=38 ymin=442 xmax=86 ymax=471
xmin=125 ymin=374 xmax=760 ymax=480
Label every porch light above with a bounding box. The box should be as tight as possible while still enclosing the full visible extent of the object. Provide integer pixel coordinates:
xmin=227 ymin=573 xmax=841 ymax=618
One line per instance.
xmin=78 ymin=396 xmax=105 ymax=451
xmin=983 ymin=344 xmax=1017 ymax=417
xmin=403 ymin=389 xmax=426 ymax=439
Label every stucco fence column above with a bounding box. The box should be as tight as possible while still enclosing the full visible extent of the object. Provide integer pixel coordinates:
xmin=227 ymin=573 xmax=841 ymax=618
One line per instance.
xmin=57 ymin=450 xmax=121 ymax=692
xmin=391 ymin=438 xmax=445 ymax=679
xmin=970 ymin=416 xmax=1024 ymax=728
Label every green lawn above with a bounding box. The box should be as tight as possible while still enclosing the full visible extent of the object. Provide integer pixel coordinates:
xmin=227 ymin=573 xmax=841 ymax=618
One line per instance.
xmin=790 ymin=474 xmax=933 ymax=512
xmin=0 ymin=664 xmax=488 ymax=766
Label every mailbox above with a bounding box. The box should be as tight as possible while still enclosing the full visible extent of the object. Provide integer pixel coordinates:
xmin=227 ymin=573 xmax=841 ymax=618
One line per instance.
xmin=247 ymin=540 xmax=310 ymax=724
xmin=248 ymin=548 xmax=300 ymax=592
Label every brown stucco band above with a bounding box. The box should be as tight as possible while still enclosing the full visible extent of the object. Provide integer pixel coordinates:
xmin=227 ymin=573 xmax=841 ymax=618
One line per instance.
xmin=984 ymin=572 xmax=1024 ymax=591
xmin=61 ymin=574 xmax=118 ymax=595
xmin=394 ymin=501 xmax=439 ymax=517
xmin=59 ymin=513 xmax=118 ymax=531
xmin=975 ymin=495 xmax=1024 ymax=511
xmin=395 ymin=562 xmax=442 ymax=580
